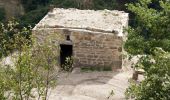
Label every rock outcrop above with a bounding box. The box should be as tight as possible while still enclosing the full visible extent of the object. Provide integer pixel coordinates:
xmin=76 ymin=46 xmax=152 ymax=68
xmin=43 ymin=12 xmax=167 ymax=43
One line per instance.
xmin=0 ymin=0 xmax=24 ymax=19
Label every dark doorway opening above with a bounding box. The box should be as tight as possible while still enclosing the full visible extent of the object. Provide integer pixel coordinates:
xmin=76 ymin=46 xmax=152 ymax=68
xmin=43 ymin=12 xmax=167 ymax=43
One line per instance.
xmin=60 ymin=44 xmax=73 ymax=68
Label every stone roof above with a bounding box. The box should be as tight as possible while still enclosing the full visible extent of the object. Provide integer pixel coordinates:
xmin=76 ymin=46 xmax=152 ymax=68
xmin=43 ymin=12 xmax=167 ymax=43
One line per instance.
xmin=33 ymin=8 xmax=128 ymax=36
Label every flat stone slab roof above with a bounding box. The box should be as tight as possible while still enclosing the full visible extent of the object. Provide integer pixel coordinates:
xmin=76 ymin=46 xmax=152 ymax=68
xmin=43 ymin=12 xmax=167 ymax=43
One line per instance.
xmin=34 ymin=8 xmax=128 ymax=36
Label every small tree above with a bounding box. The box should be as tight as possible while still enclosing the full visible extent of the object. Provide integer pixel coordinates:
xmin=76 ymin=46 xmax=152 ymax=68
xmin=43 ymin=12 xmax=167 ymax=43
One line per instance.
xmin=31 ymin=33 xmax=59 ymax=100
xmin=126 ymin=48 xmax=170 ymax=100
xmin=125 ymin=0 xmax=170 ymax=99
xmin=0 ymin=20 xmax=31 ymax=58
xmin=0 ymin=21 xmax=59 ymax=100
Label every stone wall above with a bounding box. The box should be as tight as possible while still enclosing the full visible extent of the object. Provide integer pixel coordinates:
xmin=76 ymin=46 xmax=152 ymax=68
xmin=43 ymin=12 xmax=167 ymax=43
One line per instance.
xmin=72 ymin=31 xmax=122 ymax=69
xmin=33 ymin=28 xmax=123 ymax=69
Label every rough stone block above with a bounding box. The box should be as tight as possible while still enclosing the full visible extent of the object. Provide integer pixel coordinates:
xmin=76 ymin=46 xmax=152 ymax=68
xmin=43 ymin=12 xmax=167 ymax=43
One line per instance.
xmin=33 ymin=8 xmax=129 ymax=70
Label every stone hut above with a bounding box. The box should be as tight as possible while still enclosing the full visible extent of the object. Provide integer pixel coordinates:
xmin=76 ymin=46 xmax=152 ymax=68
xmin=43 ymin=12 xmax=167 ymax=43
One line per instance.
xmin=33 ymin=8 xmax=128 ymax=70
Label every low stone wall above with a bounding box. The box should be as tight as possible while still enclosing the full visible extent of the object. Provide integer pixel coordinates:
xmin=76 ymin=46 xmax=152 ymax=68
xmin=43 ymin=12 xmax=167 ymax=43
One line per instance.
xmin=33 ymin=28 xmax=123 ymax=69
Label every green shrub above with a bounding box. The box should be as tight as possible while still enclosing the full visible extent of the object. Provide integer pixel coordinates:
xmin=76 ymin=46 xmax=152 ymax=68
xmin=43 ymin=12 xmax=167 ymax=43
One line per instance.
xmin=0 ymin=20 xmax=31 ymax=58
xmin=0 ymin=24 xmax=59 ymax=99
xmin=0 ymin=7 xmax=5 ymax=21
xmin=93 ymin=0 xmax=118 ymax=10
xmin=51 ymin=0 xmax=78 ymax=8
xmin=19 ymin=7 xmax=49 ymax=27
xmin=51 ymin=0 xmax=118 ymax=10
xmin=61 ymin=57 xmax=73 ymax=72
xmin=21 ymin=0 xmax=51 ymax=12
xmin=125 ymin=0 xmax=170 ymax=99
xmin=18 ymin=0 xmax=120 ymax=26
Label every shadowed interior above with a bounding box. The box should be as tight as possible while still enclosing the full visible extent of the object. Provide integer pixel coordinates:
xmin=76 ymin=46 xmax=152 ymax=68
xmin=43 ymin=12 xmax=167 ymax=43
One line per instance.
xmin=60 ymin=44 xmax=73 ymax=66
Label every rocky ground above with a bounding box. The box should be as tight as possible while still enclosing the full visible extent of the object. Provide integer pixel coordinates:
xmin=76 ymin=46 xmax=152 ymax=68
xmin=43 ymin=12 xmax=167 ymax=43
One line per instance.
xmin=1 ymin=54 xmax=143 ymax=100
xmin=47 ymin=67 xmax=137 ymax=100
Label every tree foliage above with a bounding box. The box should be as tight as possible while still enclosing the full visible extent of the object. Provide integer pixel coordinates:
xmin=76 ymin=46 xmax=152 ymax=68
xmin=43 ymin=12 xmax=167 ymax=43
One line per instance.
xmin=19 ymin=7 xmax=49 ymax=27
xmin=19 ymin=0 xmax=119 ymax=27
xmin=50 ymin=0 xmax=118 ymax=10
xmin=126 ymin=48 xmax=170 ymax=100
xmin=0 ymin=21 xmax=58 ymax=100
xmin=125 ymin=0 xmax=170 ymax=55
xmin=0 ymin=20 xmax=31 ymax=58
xmin=21 ymin=0 xmax=50 ymax=12
xmin=125 ymin=0 xmax=170 ymax=99
xmin=0 ymin=7 xmax=5 ymax=22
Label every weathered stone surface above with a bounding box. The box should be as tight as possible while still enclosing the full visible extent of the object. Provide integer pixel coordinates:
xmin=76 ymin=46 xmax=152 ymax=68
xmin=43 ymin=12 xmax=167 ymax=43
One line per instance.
xmin=47 ymin=70 xmax=134 ymax=100
xmin=34 ymin=8 xmax=128 ymax=36
xmin=33 ymin=8 xmax=129 ymax=69
xmin=33 ymin=28 xmax=123 ymax=69
xmin=48 ymin=95 xmax=97 ymax=100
